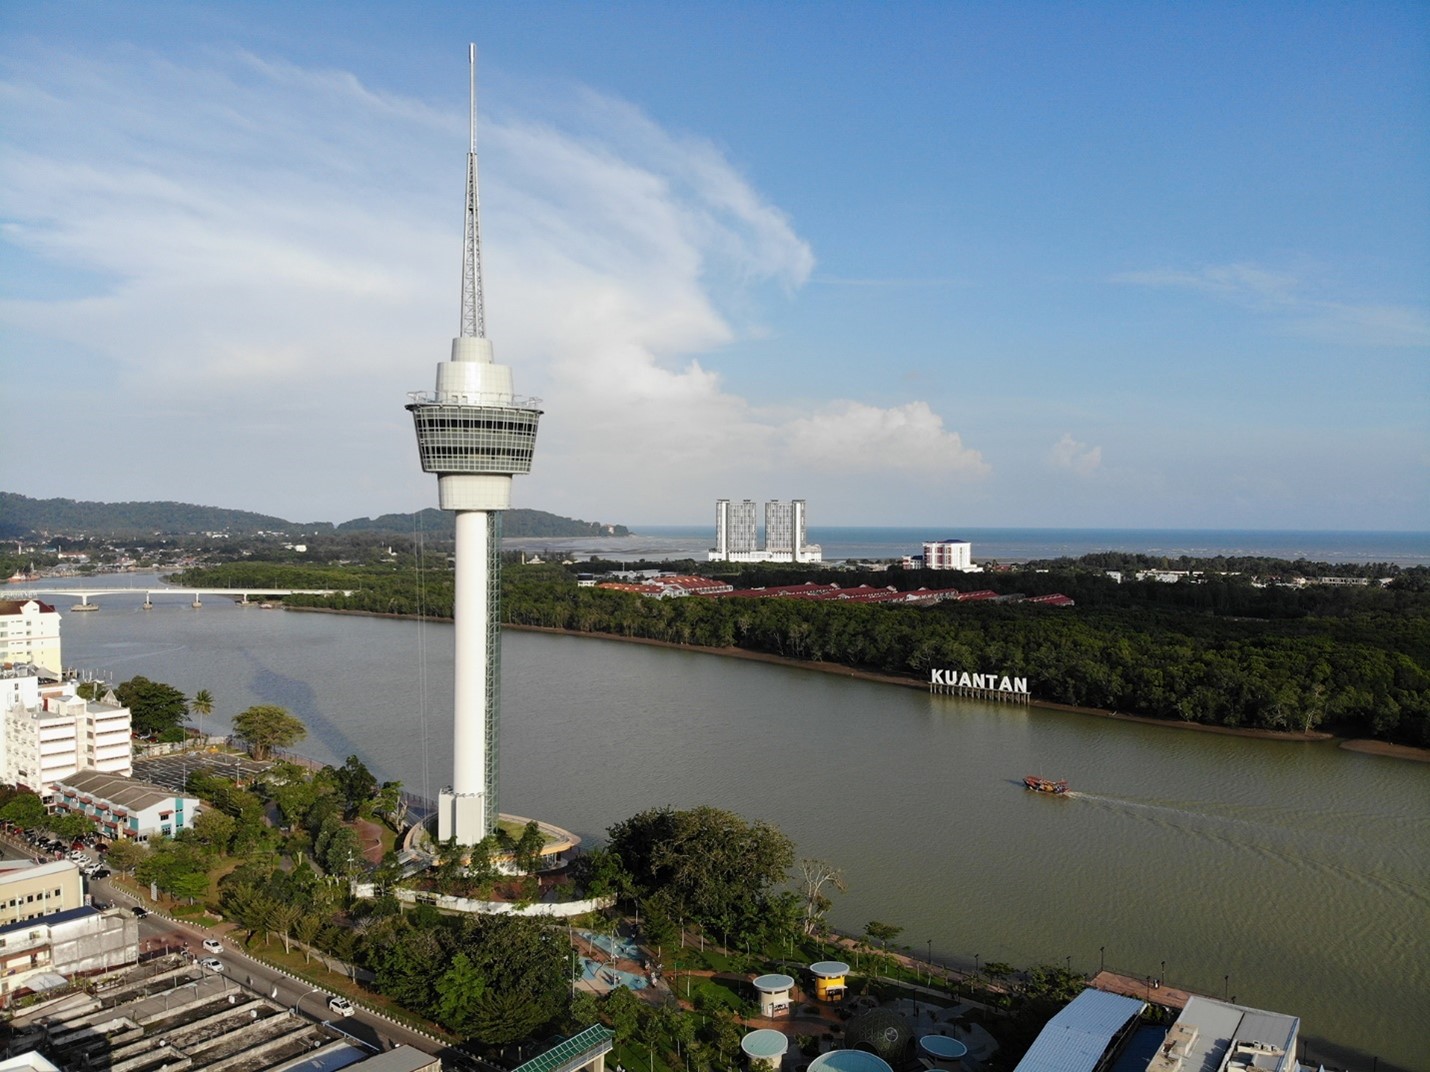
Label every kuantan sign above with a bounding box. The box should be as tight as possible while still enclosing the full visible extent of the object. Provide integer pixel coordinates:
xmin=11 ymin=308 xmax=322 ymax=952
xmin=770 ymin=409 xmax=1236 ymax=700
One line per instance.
xmin=929 ymin=669 xmax=1030 ymax=701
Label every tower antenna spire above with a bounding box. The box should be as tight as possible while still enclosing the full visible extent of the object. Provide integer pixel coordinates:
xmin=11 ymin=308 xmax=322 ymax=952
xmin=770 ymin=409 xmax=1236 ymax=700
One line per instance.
xmin=460 ymin=42 xmax=486 ymax=338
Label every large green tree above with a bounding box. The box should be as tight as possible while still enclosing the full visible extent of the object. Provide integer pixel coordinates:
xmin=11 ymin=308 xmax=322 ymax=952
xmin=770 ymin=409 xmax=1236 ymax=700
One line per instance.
xmin=232 ymin=704 xmax=306 ymax=759
xmin=606 ymin=805 xmax=796 ymax=943
xmin=0 ymin=790 xmax=46 ymax=827
xmin=115 ymin=675 xmax=189 ymax=738
xmin=331 ymin=755 xmax=377 ymax=819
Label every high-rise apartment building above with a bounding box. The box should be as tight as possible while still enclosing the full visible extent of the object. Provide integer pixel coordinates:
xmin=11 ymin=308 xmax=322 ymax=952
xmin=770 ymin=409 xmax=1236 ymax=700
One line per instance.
xmin=710 ymin=499 xmax=821 ymax=563
xmin=713 ymin=499 xmax=758 ymax=559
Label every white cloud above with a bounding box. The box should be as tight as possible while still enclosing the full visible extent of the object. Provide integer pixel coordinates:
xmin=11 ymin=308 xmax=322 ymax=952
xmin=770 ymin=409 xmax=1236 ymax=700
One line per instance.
xmin=1112 ymin=262 xmax=1430 ymax=349
xmin=1049 ymin=433 xmax=1102 ymax=477
xmin=0 ymin=43 xmax=981 ymax=522
xmin=785 ymin=402 xmax=989 ymax=476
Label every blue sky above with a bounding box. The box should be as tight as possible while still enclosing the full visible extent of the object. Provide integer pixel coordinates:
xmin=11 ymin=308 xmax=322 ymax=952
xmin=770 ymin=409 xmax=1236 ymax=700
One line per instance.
xmin=2 ymin=2 xmax=1426 ymax=530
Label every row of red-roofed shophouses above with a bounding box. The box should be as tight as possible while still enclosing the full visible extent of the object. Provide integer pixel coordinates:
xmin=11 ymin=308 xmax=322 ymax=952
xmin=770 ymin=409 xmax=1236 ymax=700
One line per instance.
xmin=592 ymin=577 xmax=1074 ymax=607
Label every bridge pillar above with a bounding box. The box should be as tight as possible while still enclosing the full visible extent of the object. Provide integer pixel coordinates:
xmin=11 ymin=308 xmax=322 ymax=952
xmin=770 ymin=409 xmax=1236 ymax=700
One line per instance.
xmin=191 ymin=593 xmax=203 ymax=608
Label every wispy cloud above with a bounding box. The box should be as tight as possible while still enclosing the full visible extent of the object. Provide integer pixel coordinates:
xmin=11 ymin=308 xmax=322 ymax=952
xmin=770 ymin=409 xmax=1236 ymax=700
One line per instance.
xmin=0 ymin=44 xmax=983 ymax=520
xmin=814 ymin=276 xmax=971 ymax=288
xmin=1112 ymin=262 xmax=1430 ymax=348
xmin=1049 ymin=433 xmax=1102 ymax=477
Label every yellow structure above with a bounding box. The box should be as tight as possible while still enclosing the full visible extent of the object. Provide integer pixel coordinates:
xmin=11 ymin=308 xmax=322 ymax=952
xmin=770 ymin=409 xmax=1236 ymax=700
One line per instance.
xmin=0 ymin=861 xmax=83 ymax=926
xmin=809 ymin=960 xmax=849 ymax=1001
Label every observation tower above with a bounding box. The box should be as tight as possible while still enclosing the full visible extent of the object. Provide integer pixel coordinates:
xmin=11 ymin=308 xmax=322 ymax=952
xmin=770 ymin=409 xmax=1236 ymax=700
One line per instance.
xmin=408 ymin=45 xmax=542 ymax=845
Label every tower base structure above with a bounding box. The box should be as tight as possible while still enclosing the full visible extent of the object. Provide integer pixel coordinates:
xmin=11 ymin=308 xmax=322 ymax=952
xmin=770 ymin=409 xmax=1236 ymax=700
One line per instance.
xmin=438 ymin=789 xmax=486 ymax=845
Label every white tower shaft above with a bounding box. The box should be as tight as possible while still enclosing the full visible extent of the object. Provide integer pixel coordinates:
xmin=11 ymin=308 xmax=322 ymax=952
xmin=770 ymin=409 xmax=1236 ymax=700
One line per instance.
xmin=408 ymin=45 xmax=541 ymax=846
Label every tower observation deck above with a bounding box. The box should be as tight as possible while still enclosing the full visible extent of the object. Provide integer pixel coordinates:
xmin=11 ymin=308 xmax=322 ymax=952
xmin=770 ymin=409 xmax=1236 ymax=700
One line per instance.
xmin=407 ymin=44 xmax=542 ymax=845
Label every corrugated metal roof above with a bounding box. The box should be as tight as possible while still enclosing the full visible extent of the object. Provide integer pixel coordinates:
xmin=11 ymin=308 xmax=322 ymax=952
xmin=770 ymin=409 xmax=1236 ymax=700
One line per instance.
xmin=1014 ymin=989 xmax=1147 ymax=1072
xmin=0 ymin=906 xmax=98 ymax=937
xmin=53 ymin=769 xmax=192 ymax=812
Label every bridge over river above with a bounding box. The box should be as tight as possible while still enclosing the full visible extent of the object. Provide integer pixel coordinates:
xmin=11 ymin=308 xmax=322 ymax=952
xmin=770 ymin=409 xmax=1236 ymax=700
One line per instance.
xmin=18 ymin=586 xmax=351 ymax=610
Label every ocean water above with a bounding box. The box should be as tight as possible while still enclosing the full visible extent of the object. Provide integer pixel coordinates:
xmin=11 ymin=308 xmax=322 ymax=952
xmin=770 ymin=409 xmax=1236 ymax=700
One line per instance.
xmin=504 ymin=526 xmax=1428 ymax=567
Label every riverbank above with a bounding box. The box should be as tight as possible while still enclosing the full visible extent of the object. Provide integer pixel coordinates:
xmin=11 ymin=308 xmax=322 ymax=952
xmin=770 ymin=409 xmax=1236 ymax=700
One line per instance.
xmin=502 ymin=623 xmax=1430 ymax=755
xmin=283 ymin=605 xmax=1426 ymax=758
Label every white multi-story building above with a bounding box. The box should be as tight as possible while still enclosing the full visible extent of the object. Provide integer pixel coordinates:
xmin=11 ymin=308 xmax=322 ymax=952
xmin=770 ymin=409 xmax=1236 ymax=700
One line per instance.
xmin=921 ymin=539 xmax=981 ymax=572
xmin=712 ymin=499 xmax=759 ymax=559
xmin=1 ymin=667 xmax=132 ymax=790
xmin=49 ymin=769 xmax=199 ymax=841
xmin=0 ymin=600 xmax=61 ymax=676
xmin=710 ymin=499 xmax=823 ymax=563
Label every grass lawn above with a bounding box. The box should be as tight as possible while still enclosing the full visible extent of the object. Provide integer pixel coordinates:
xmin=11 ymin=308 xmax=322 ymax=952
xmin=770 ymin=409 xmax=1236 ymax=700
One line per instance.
xmin=688 ymin=976 xmax=747 ymax=1013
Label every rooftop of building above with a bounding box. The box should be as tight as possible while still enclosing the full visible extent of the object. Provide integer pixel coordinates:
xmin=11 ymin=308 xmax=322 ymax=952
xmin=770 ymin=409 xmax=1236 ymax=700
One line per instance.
xmin=1146 ymin=995 xmax=1299 ymax=1072
xmin=1012 ymin=988 xmax=1146 ymax=1072
xmin=0 ymin=906 xmax=98 ymax=938
xmin=54 ymin=768 xmax=192 ymax=812
xmin=4 ymin=955 xmax=402 ymax=1072
xmin=0 ymin=859 xmax=82 ymax=883
xmin=0 ymin=600 xmax=57 ymax=616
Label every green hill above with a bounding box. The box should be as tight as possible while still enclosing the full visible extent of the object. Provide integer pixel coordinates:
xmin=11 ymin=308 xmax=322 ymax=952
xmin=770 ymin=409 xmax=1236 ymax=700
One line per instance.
xmin=0 ymin=493 xmax=629 ymax=539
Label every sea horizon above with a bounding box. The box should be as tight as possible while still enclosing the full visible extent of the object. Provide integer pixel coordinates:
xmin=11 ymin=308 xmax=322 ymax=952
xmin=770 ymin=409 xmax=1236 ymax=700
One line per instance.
xmin=505 ymin=525 xmax=1429 ymax=568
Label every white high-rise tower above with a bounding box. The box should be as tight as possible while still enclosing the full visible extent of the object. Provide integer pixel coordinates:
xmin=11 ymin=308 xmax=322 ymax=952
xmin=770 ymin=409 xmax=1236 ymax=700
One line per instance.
xmin=408 ymin=45 xmax=542 ymax=845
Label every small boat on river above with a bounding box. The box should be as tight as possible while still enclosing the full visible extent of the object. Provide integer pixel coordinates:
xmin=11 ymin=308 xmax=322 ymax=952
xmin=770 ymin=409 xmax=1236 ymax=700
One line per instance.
xmin=1023 ymin=775 xmax=1069 ymax=794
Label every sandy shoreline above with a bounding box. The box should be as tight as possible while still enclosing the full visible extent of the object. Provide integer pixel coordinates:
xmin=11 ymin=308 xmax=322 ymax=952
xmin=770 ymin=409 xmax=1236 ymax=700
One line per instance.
xmin=285 ymin=605 xmax=1429 ymax=761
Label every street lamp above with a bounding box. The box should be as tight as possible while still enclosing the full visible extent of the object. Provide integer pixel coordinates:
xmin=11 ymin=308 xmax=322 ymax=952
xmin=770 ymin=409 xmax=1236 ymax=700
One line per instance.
xmin=293 ymin=987 xmax=328 ymax=1020
xmin=1065 ymin=955 xmax=1071 ymax=976
xmin=926 ymin=940 xmax=933 ymax=986
xmin=1099 ymin=946 xmax=1105 ymax=974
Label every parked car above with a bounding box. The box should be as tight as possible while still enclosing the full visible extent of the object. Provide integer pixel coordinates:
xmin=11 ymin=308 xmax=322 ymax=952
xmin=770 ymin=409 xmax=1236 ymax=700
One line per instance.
xmin=327 ymin=996 xmax=355 ymax=1016
xmin=200 ymin=958 xmax=224 ymax=973
xmin=202 ymin=938 xmax=223 ymax=954
xmin=90 ymin=868 xmax=111 ymax=879
xmin=131 ymin=906 xmax=148 ymax=918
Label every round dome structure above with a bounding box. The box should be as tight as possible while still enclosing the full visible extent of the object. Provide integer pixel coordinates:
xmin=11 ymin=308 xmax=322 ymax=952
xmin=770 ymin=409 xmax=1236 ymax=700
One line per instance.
xmin=742 ymin=1029 xmax=789 ymax=1070
xmin=807 ymin=1051 xmax=893 ymax=1072
xmin=844 ymin=1007 xmax=915 ymax=1065
xmin=752 ymin=973 xmax=796 ymax=1016
xmin=918 ymin=1036 xmax=968 ymax=1062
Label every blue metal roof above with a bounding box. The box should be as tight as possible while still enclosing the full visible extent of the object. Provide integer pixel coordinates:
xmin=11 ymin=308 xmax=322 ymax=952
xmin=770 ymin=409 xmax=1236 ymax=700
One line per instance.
xmin=1013 ymin=989 xmax=1147 ymax=1072
xmin=0 ymin=906 xmax=97 ymax=936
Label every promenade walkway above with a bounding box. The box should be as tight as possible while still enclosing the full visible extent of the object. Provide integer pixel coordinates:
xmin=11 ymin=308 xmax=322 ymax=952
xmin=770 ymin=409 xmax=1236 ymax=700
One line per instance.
xmin=1089 ymin=970 xmax=1191 ymax=1009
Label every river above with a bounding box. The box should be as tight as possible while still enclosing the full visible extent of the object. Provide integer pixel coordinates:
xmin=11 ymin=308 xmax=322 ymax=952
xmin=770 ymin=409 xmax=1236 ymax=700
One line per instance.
xmin=49 ymin=579 xmax=1429 ymax=1069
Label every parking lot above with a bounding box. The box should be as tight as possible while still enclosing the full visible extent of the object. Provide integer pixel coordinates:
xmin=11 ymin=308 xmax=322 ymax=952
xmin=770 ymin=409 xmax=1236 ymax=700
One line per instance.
xmin=132 ymin=751 xmax=275 ymax=793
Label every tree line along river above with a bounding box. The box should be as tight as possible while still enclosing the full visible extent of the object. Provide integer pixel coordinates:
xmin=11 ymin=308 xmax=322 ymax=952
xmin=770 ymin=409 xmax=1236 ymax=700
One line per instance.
xmin=53 ymin=580 xmax=1430 ymax=1071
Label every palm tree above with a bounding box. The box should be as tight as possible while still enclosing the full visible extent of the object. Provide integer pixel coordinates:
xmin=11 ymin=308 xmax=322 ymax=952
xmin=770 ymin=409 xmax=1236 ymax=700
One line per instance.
xmin=191 ymin=689 xmax=214 ymax=743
